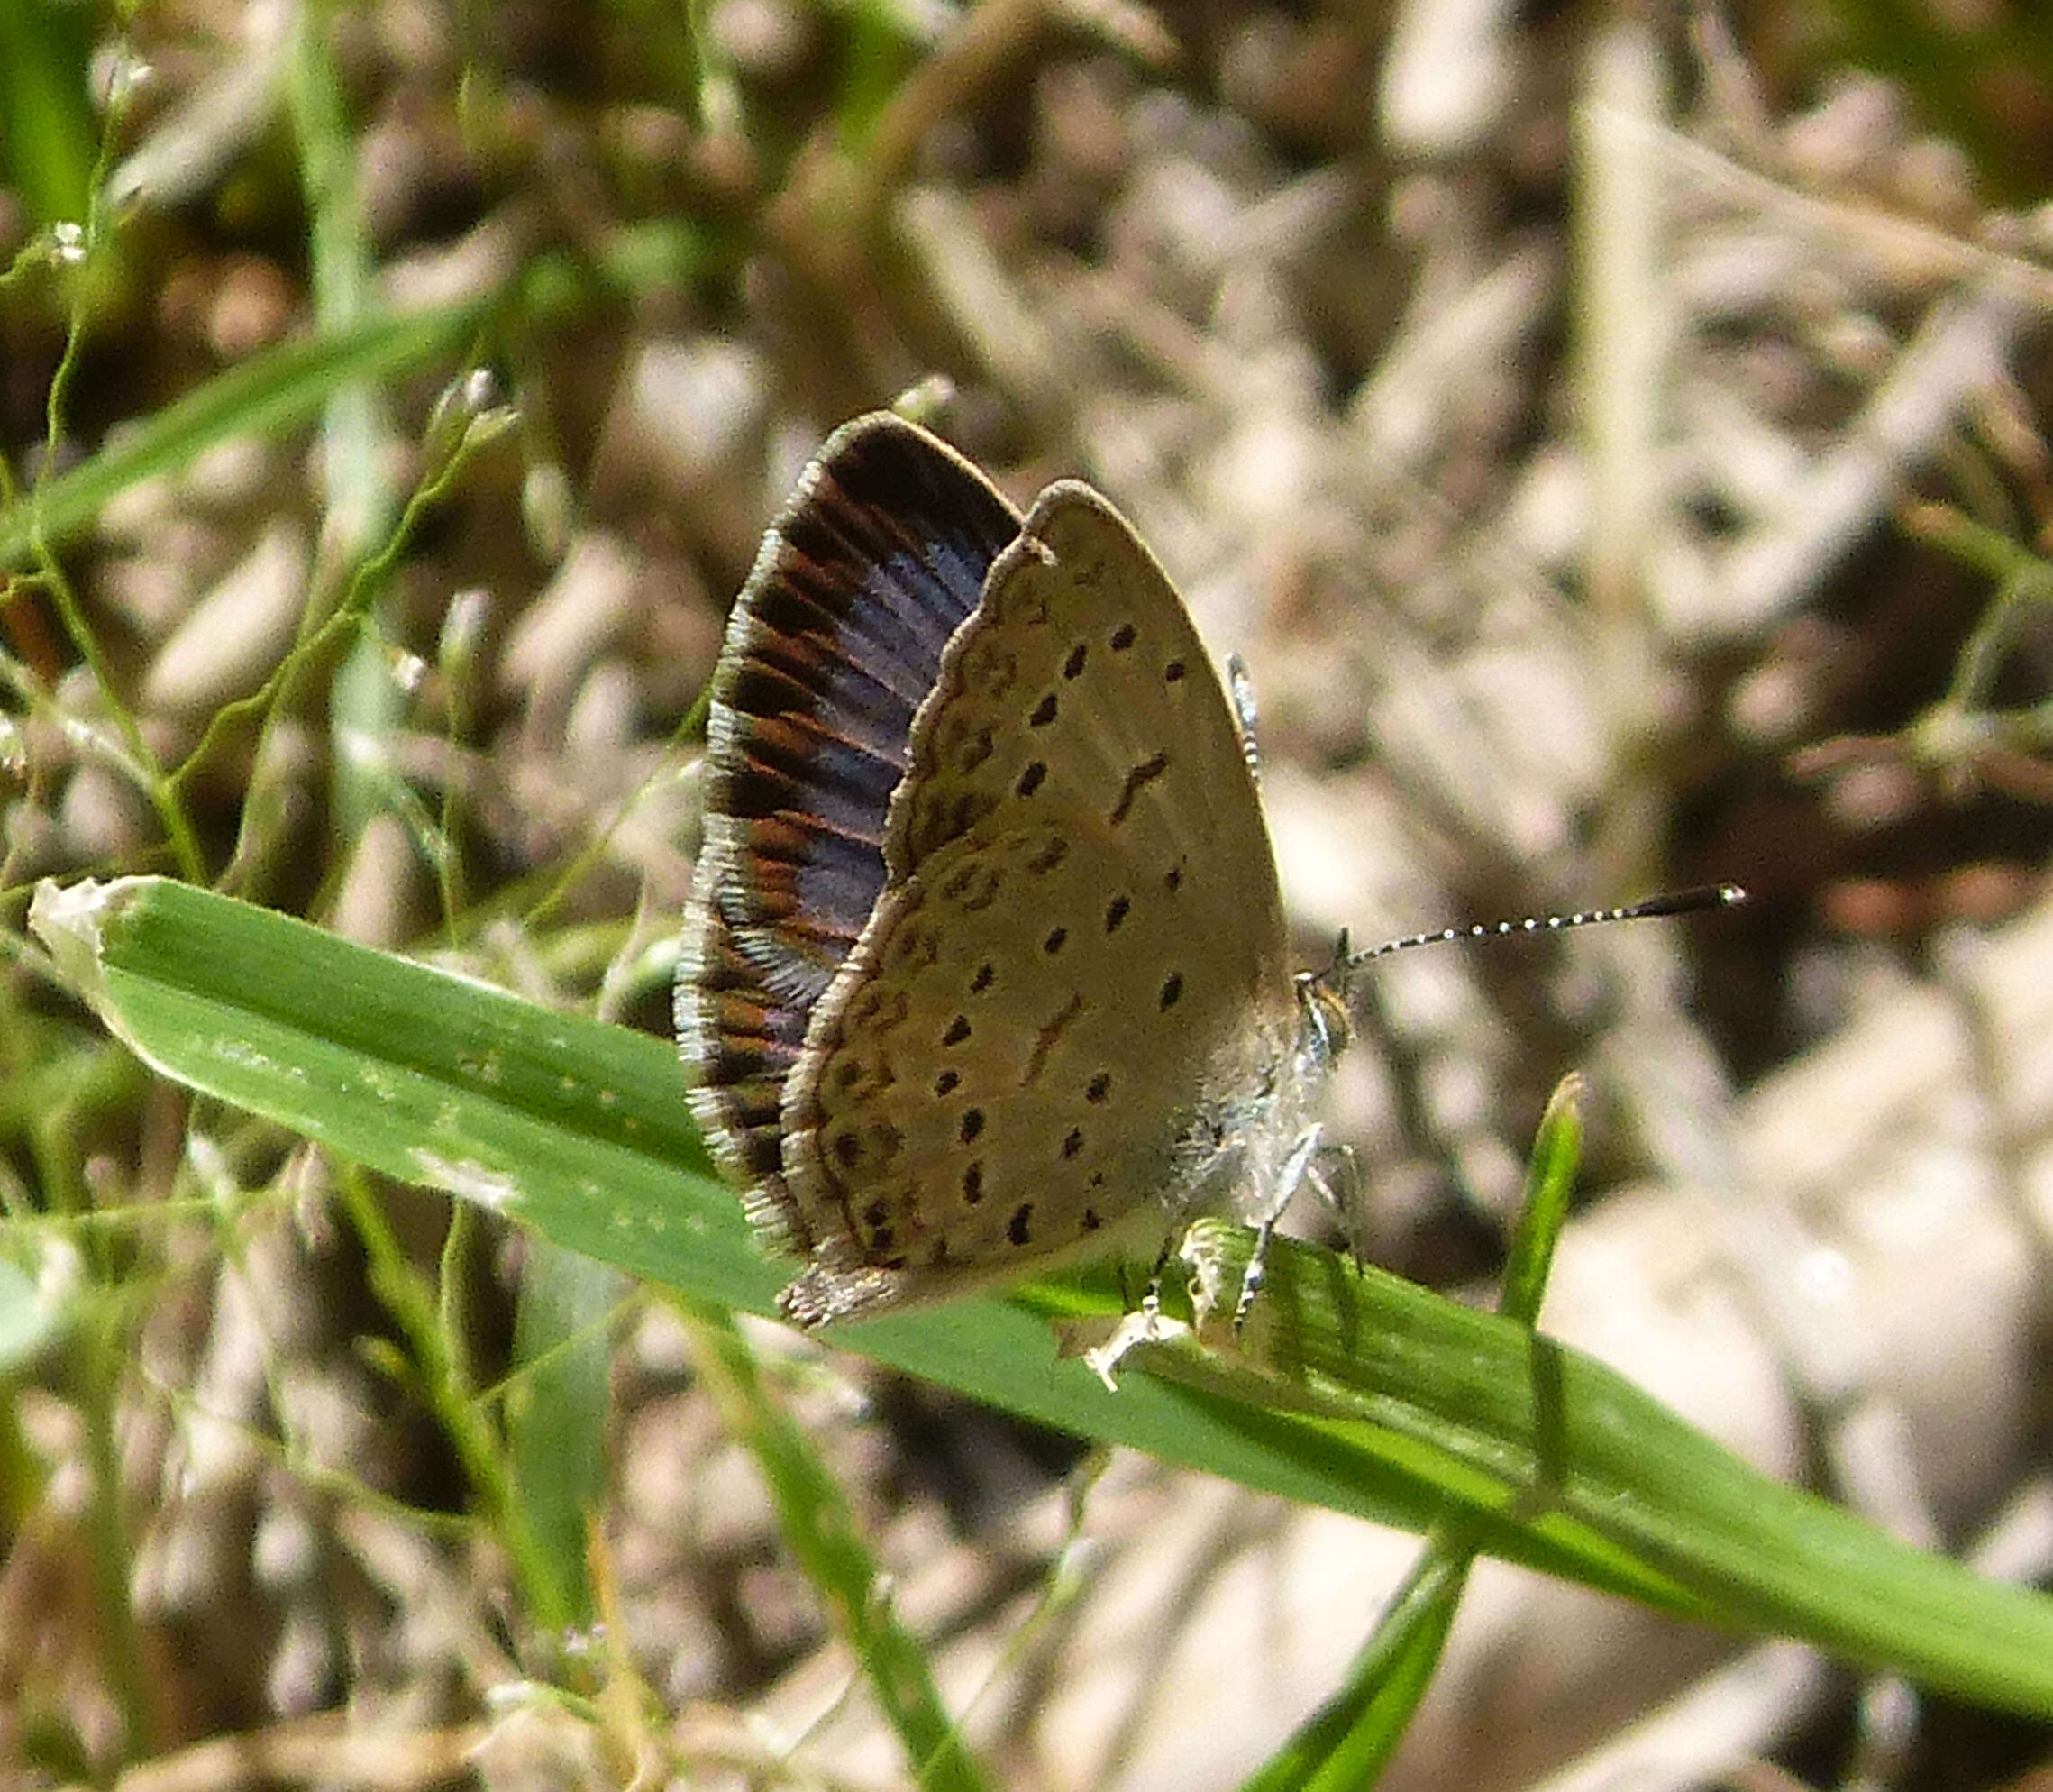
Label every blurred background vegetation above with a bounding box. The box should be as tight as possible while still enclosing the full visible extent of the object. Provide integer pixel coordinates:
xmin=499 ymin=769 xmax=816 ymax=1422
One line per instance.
xmin=3 ymin=2 xmax=2052 ymax=1788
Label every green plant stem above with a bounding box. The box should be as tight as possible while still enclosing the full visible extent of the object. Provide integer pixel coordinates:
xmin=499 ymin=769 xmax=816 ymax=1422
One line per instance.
xmin=335 ymin=1163 xmax=575 ymax=1639
xmin=679 ymin=1297 xmax=993 ymax=1792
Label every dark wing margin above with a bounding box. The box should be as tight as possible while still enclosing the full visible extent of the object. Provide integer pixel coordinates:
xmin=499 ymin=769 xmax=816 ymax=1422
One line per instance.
xmin=676 ymin=412 xmax=1022 ymax=1250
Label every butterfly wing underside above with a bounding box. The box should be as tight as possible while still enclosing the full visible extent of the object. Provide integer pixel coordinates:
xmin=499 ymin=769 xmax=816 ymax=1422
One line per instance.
xmin=677 ymin=416 xmax=1021 ymax=1257
xmin=780 ymin=485 xmax=1299 ymax=1323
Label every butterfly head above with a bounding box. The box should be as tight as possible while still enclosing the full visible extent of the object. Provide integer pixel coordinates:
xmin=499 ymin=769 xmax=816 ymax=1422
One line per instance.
xmin=1293 ymin=936 xmax=1356 ymax=1077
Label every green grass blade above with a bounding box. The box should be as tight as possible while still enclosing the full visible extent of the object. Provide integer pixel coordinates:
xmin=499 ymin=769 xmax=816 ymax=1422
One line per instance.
xmin=26 ymin=875 xmax=2053 ymax=1721
xmin=0 ymin=1 xmax=97 ymax=226
xmin=683 ymin=1298 xmax=995 ymax=1792
xmin=1131 ymin=1220 xmax=2053 ymax=1720
xmin=12 ymin=877 xmax=1687 ymax=1605
xmin=1241 ymin=1077 xmax=1592 ymax=1789
xmin=505 ymin=1239 xmax=624 ymax=1637
xmin=0 ymin=301 xmax=488 ymax=566
xmin=0 ymin=219 xmax=711 ymax=571
xmin=1498 ymin=1074 xmax=1583 ymax=1327
xmin=1238 ymin=1547 xmax=1474 ymax=1792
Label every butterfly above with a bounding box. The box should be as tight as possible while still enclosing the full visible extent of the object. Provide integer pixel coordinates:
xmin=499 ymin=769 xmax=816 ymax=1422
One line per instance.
xmin=676 ymin=412 xmax=1345 ymax=1326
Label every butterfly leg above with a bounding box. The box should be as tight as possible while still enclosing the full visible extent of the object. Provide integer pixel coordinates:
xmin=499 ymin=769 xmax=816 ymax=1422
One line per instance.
xmin=1140 ymin=1231 xmax=1179 ymax=1324
xmin=1233 ymin=1123 xmax=1324 ymax=1330
xmin=1305 ymin=1142 xmax=1366 ymax=1270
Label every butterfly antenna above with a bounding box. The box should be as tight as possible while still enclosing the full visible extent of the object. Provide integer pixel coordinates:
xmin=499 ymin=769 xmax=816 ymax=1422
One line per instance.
xmin=1336 ymin=882 xmax=1747 ymax=984
xmin=1227 ymin=654 xmax=1263 ymax=785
